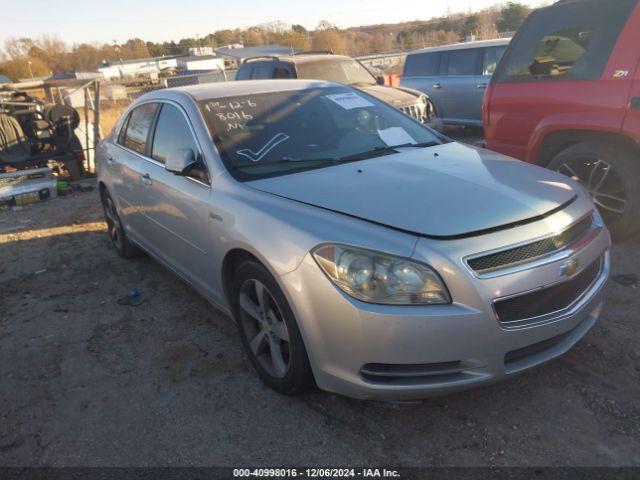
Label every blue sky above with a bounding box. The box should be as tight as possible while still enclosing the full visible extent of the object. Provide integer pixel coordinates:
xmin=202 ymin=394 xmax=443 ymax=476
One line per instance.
xmin=0 ymin=0 xmax=544 ymax=45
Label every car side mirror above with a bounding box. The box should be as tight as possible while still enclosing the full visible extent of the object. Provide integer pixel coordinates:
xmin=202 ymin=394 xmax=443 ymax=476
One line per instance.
xmin=165 ymin=148 xmax=197 ymax=175
xmin=376 ymin=75 xmax=385 ymax=86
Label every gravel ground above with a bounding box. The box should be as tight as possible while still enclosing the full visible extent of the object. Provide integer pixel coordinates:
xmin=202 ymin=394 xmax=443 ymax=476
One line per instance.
xmin=1 ymin=183 xmax=639 ymax=467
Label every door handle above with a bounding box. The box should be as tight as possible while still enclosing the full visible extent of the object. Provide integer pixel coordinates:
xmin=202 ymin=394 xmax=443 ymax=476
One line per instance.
xmin=432 ymin=83 xmax=442 ymax=89
xmin=140 ymin=173 xmax=152 ymax=186
xmin=106 ymin=156 xmax=114 ymax=165
xmin=476 ymin=83 xmax=488 ymax=89
xmin=631 ymin=97 xmax=640 ymax=110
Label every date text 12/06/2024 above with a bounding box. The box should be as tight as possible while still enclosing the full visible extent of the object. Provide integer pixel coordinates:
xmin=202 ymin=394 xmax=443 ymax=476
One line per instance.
xmin=233 ymin=468 xmax=401 ymax=478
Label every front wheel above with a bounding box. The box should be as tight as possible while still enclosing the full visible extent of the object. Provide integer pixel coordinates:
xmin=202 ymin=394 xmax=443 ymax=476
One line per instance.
xmin=230 ymin=260 xmax=314 ymax=395
xmin=548 ymin=141 xmax=640 ymax=240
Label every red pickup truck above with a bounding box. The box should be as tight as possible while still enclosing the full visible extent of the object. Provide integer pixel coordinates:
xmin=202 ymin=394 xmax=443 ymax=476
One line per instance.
xmin=484 ymin=0 xmax=640 ymax=238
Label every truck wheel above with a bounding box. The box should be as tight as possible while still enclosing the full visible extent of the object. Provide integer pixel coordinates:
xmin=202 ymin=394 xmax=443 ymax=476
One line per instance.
xmin=548 ymin=141 xmax=640 ymax=239
xmin=230 ymin=260 xmax=315 ymax=395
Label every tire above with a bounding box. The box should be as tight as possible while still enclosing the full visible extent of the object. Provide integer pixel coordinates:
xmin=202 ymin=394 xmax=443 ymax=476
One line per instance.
xmin=0 ymin=113 xmax=31 ymax=164
xmin=230 ymin=260 xmax=314 ymax=395
xmin=44 ymin=104 xmax=80 ymax=130
xmin=548 ymin=141 xmax=640 ymax=240
xmin=100 ymin=188 xmax=141 ymax=259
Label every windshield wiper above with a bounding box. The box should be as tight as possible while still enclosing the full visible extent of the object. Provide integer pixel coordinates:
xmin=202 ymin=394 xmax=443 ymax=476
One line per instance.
xmin=387 ymin=141 xmax=441 ymax=149
xmin=339 ymin=141 xmax=441 ymax=162
xmin=234 ymin=141 xmax=443 ymax=171
xmin=233 ymin=157 xmax=342 ymax=171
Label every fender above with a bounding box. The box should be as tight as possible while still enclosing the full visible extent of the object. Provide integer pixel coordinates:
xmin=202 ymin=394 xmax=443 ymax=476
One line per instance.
xmin=525 ymin=111 xmax=626 ymax=165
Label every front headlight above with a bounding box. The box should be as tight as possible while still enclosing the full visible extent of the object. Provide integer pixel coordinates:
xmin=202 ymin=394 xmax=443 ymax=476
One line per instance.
xmin=312 ymin=244 xmax=451 ymax=305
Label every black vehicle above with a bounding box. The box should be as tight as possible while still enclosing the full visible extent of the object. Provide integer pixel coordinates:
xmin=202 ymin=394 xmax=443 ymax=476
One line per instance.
xmin=236 ymin=52 xmax=435 ymax=125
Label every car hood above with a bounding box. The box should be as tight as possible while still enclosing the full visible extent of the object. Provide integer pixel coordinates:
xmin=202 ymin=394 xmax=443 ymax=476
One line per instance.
xmin=356 ymin=84 xmax=420 ymax=107
xmin=247 ymin=142 xmax=578 ymax=238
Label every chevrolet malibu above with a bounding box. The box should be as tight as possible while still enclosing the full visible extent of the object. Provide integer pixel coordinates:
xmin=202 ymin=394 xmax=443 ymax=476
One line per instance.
xmin=97 ymin=80 xmax=610 ymax=400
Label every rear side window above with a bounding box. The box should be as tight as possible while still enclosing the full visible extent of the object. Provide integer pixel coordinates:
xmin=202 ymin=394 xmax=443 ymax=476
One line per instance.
xmin=120 ymin=103 xmax=158 ymax=155
xmin=403 ymin=52 xmax=441 ymax=77
xmin=482 ymin=46 xmax=507 ymax=76
xmin=495 ymin=0 xmax=637 ymax=83
xmin=445 ymin=49 xmax=479 ymax=76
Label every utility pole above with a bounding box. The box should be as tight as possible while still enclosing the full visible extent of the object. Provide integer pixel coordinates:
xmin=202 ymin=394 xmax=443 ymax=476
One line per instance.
xmin=27 ymin=60 xmax=33 ymax=79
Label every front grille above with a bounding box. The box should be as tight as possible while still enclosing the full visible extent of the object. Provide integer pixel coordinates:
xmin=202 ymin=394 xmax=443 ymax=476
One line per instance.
xmin=468 ymin=215 xmax=593 ymax=274
xmin=494 ymin=257 xmax=602 ymax=328
xmin=400 ymin=104 xmax=425 ymax=123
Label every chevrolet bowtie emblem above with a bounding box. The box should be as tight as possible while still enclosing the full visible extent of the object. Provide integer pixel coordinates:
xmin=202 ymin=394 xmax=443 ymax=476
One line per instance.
xmin=559 ymin=258 xmax=580 ymax=278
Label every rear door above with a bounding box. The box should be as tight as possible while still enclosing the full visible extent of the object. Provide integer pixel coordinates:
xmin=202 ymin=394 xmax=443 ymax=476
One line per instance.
xmin=138 ymin=102 xmax=214 ymax=294
xmin=113 ymin=102 xmax=159 ymax=245
xmin=400 ymin=51 xmax=444 ymax=115
xmin=437 ymin=48 xmax=483 ymax=125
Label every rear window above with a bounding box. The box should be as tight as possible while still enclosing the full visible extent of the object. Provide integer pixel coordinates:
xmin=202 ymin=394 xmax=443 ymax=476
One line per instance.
xmin=252 ymin=65 xmax=273 ymax=79
xmin=403 ymin=52 xmax=441 ymax=77
xmin=235 ymin=65 xmax=252 ymax=80
xmin=273 ymin=67 xmax=292 ymax=79
xmin=445 ymin=49 xmax=479 ymax=76
xmin=495 ymin=0 xmax=637 ymax=83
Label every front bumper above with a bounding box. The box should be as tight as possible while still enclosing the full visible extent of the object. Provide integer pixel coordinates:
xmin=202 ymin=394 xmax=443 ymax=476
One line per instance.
xmin=279 ymin=204 xmax=610 ymax=400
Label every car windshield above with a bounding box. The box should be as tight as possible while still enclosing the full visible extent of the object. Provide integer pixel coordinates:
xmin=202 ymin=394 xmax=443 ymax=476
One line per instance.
xmin=296 ymin=59 xmax=377 ymax=86
xmin=198 ymin=86 xmax=444 ymax=180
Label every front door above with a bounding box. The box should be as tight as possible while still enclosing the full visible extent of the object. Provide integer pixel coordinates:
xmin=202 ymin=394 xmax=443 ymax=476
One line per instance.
xmin=136 ymin=102 xmax=214 ymax=296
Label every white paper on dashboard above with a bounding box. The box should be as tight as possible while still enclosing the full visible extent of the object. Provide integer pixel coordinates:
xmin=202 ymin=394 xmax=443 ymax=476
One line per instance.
xmin=326 ymin=92 xmax=375 ymax=110
xmin=377 ymin=127 xmax=416 ymax=147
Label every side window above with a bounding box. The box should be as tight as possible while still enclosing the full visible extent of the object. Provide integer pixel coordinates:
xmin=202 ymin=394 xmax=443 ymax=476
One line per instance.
xmin=482 ymin=46 xmax=507 ymax=76
xmin=121 ymin=103 xmax=158 ymax=155
xmin=273 ymin=67 xmax=292 ymax=79
xmin=403 ymin=52 xmax=441 ymax=77
xmin=117 ymin=115 xmax=129 ymax=145
xmin=495 ymin=0 xmax=636 ymax=83
xmin=445 ymin=49 xmax=479 ymax=76
xmin=151 ymin=104 xmax=209 ymax=183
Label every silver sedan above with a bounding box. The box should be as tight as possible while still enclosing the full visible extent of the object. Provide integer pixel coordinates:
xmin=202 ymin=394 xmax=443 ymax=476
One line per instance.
xmin=97 ymin=80 xmax=610 ymax=400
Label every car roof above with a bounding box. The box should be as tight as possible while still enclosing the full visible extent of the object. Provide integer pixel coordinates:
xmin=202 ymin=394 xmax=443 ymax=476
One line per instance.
xmin=245 ymin=54 xmax=354 ymax=65
xmin=408 ymin=38 xmax=511 ymax=55
xmin=168 ymin=79 xmax=340 ymax=100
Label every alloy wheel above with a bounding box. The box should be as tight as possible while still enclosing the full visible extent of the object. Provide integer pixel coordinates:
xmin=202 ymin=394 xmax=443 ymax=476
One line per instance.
xmin=557 ymin=157 xmax=627 ymax=223
xmin=238 ymin=279 xmax=291 ymax=378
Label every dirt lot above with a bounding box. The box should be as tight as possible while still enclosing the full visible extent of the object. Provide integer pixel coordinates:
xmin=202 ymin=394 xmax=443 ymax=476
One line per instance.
xmin=1 ymin=184 xmax=639 ymax=467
